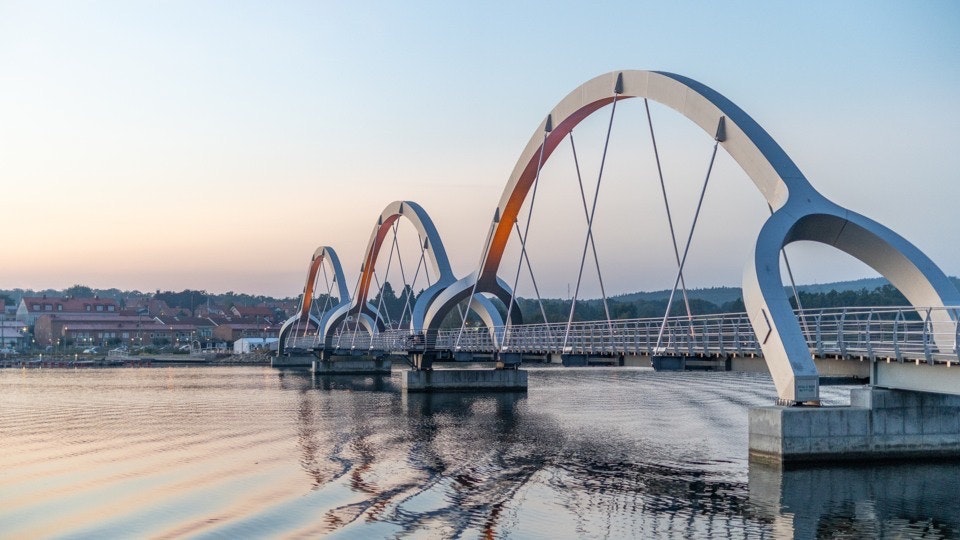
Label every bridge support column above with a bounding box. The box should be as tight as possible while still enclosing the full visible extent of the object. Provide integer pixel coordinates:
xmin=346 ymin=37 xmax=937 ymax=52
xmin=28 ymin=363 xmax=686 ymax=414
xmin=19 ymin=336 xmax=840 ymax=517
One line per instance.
xmin=271 ymin=354 xmax=316 ymax=368
xmin=312 ymin=355 xmax=391 ymax=374
xmin=401 ymin=368 xmax=528 ymax=393
xmin=749 ymin=387 xmax=960 ymax=464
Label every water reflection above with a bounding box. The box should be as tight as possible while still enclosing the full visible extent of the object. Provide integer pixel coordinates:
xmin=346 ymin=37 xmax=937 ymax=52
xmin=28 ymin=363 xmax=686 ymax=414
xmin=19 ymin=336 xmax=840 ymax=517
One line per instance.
xmin=750 ymin=461 xmax=960 ymax=539
xmin=318 ymin=387 xmax=762 ymax=538
xmin=3 ymin=367 xmax=958 ymax=538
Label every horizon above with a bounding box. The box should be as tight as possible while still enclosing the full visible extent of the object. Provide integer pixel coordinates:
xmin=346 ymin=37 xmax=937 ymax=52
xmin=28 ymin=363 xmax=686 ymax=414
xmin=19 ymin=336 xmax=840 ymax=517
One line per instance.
xmin=2 ymin=3 xmax=958 ymax=298
xmin=0 ymin=274 xmax=923 ymax=305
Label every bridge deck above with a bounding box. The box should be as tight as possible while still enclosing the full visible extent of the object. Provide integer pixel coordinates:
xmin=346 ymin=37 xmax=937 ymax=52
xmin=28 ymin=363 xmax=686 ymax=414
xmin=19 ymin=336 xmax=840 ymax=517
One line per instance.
xmin=284 ymin=306 xmax=959 ymax=368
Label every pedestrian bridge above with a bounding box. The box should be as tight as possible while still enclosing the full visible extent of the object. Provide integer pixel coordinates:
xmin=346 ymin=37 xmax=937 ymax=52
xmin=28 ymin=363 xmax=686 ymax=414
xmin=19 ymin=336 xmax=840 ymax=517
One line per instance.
xmin=278 ymin=70 xmax=960 ymax=404
xmin=286 ymin=306 xmax=960 ymax=398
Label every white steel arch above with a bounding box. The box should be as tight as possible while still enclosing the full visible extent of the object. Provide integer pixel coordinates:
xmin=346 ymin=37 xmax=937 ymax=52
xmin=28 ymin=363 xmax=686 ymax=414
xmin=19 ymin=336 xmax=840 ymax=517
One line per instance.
xmin=439 ymin=70 xmax=959 ymax=402
xmin=277 ymin=246 xmax=350 ymax=354
xmin=325 ymin=200 xmax=505 ymax=344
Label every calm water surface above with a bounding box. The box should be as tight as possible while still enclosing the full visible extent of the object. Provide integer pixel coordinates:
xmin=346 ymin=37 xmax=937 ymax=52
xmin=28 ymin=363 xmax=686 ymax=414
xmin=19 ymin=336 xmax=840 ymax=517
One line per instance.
xmin=1 ymin=366 xmax=958 ymax=539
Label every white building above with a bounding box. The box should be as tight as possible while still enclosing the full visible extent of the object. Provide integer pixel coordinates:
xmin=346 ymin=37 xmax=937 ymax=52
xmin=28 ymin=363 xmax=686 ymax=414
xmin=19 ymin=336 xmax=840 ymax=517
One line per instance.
xmin=0 ymin=321 xmax=29 ymax=350
xmin=233 ymin=337 xmax=278 ymax=354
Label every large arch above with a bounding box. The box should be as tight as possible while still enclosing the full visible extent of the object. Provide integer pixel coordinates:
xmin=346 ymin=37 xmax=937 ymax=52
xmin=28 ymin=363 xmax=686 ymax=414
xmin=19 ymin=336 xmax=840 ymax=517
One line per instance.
xmin=437 ymin=70 xmax=959 ymax=402
xmin=277 ymin=246 xmax=350 ymax=355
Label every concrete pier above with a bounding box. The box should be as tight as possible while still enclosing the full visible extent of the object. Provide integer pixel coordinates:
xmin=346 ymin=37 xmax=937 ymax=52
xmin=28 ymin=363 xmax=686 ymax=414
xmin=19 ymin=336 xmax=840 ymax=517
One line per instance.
xmin=401 ymin=368 xmax=528 ymax=392
xmin=272 ymin=355 xmax=315 ymax=368
xmin=749 ymin=387 xmax=960 ymax=463
xmin=312 ymin=356 xmax=391 ymax=374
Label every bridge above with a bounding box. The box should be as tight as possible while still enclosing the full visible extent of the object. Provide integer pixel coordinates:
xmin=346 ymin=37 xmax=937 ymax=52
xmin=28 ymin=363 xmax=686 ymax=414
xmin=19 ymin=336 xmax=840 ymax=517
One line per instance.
xmin=276 ymin=70 xmax=960 ymax=461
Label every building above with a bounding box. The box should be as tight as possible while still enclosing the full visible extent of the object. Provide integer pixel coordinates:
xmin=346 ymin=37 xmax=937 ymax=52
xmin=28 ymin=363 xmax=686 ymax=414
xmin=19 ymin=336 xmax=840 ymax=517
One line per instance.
xmin=233 ymin=337 xmax=278 ymax=354
xmin=33 ymin=313 xmax=216 ymax=350
xmin=17 ymin=296 xmax=119 ymax=326
xmin=213 ymin=321 xmax=280 ymax=343
xmin=230 ymin=305 xmax=276 ymax=320
xmin=0 ymin=321 xmax=29 ymax=350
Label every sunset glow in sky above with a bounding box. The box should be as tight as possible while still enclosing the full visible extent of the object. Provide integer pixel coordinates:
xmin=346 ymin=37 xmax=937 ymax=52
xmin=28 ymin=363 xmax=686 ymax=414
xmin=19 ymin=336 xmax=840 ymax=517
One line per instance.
xmin=2 ymin=2 xmax=958 ymax=298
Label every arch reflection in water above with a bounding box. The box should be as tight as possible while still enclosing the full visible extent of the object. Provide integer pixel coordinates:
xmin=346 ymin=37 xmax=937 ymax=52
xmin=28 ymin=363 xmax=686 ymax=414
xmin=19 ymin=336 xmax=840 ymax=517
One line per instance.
xmin=7 ymin=368 xmax=957 ymax=538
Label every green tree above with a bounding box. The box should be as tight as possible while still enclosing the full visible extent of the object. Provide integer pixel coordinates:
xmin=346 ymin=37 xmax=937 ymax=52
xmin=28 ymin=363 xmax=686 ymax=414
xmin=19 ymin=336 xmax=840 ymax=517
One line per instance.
xmin=65 ymin=284 xmax=94 ymax=298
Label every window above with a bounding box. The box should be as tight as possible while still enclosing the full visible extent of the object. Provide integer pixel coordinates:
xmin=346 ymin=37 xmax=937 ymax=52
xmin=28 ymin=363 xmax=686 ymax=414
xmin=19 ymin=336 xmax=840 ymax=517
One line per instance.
xmin=108 ymin=306 xmax=115 ymax=312
xmin=96 ymin=305 xmax=104 ymax=312
xmin=32 ymin=304 xmax=40 ymax=311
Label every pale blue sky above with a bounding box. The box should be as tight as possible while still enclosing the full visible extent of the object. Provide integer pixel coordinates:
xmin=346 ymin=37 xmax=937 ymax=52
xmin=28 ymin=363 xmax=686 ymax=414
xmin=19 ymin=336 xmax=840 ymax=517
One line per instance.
xmin=1 ymin=1 xmax=958 ymax=297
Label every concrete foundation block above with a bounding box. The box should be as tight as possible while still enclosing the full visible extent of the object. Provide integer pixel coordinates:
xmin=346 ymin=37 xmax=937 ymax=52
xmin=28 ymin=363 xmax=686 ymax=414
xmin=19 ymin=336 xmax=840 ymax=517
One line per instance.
xmin=312 ymin=357 xmax=391 ymax=374
xmin=749 ymin=387 xmax=960 ymax=463
xmin=401 ymin=368 xmax=528 ymax=393
xmin=272 ymin=355 xmax=315 ymax=368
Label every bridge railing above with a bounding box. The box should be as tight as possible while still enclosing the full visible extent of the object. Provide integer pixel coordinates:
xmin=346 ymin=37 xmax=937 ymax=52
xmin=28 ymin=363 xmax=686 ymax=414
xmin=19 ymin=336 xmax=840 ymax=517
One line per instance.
xmin=434 ymin=306 xmax=959 ymax=364
xmin=286 ymin=306 xmax=960 ymax=365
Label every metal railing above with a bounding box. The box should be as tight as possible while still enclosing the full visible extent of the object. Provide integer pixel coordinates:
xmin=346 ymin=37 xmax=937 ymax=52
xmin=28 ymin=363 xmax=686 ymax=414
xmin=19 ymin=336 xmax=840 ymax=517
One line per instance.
xmin=283 ymin=306 xmax=960 ymax=365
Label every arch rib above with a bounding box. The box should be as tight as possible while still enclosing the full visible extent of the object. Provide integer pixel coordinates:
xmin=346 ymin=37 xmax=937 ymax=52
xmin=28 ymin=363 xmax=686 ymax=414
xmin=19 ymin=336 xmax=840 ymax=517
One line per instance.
xmin=324 ymin=200 xmax=508 ymax=348
xmin=278 ymin=246 xmax=350 ymax=355
xmin=442 ymin=69 xmax=959 ymax=403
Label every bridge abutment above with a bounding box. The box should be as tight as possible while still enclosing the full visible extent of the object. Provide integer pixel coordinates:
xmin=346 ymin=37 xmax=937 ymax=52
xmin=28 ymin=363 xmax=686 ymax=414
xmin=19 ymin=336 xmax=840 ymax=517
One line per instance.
xmin=749 ymin=387 xmax=960 ymax=463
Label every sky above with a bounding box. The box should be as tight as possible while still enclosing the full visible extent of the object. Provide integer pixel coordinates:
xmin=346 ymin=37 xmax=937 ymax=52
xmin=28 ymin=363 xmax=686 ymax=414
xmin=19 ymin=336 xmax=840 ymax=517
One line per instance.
xmin=1 ymin=1 xmax=958 ymax=299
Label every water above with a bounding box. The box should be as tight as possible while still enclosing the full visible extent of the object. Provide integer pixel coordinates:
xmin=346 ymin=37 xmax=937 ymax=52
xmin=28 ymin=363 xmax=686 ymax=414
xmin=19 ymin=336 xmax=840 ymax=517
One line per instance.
xmin=1 ymin=366 xmax=958 ymax=539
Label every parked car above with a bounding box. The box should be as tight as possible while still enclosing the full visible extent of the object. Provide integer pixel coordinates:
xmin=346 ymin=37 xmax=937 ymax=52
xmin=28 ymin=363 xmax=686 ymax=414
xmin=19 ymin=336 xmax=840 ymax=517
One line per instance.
xmin=82 ymin=347 xmax=99 ymax=354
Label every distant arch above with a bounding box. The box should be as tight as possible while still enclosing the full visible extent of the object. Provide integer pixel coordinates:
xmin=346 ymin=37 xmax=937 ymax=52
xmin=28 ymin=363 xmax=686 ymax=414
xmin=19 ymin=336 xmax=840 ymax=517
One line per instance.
xmin=277 ymin=246 xmax=349 ymax=355
xmin=324 ymin=201 xmax=505 ymax=347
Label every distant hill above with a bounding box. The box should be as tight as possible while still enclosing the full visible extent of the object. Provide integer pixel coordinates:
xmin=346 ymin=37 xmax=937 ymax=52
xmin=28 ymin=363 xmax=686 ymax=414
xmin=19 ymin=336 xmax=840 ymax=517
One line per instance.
xmin=612 ymin=286 xmax=742 ymax=306
xmin=543 ymin=275 xmax=960 ymax=304
xmin=794 ymin=277 xmax=889 ymax=295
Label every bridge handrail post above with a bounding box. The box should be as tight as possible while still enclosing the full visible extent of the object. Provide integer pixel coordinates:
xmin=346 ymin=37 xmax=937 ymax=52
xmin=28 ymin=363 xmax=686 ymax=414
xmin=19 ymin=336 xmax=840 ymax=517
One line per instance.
xmin=644 ymin=322 xmax=651 ymax=355
xmin=838 ymin=309 xmax=848 ymax=358
xmin=718 ymin=316 xmax=726 ymax=356
xmin=893 ymin=310 xmax=903 ymax=362
xmin=954 ymin=308 xmax=960 ymax=359
xmin=733 ymin=316 xmax=743 ymax=356
xmin=669 ymin=322 xmax=678 ymax=355
xmin=814 ymin=311 xmax=823 ymax=356
xmin=923 ymin=308 xmax=933 ymax=364
xmin=701 ymin=318 xmax=709 ymax=355
xmin=689 ymin=319 xmax=695 ymax=356
xmin=866 ymin=310 xmax=874 ymax=360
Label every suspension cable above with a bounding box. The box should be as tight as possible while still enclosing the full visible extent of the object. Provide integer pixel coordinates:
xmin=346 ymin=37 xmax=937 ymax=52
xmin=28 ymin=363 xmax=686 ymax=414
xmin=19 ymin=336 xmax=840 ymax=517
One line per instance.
xmin=513 ymin=222 xmax=551 ymax=326
xmin=456 ymin=120 xmax=552 ymax=348
xmin=505 ymin=124 xmax=552 ymax=333
xmin=644 ymin=98 xmax=693 ymax=322
xmin=372 ymin=270 xmax=394 ymax=328
xmin=455 ymin=217 xmax=499 ymax=348
xmin=564 ymin=93 xmax=619 ymax=348
xmin=310 ymin=262 xmax=333 ymax=338
xmin=567 ymin=130 xmax=613 ymax=330
xmin=655 ymin=117 xmax=725 ymax=350
xmin=399 ymin=235 xmax=428 ymax=328
xmin=373 ymin=221 xmax=401 ymax=329
xmin=391 ymin=220 xmax=412 ymax=324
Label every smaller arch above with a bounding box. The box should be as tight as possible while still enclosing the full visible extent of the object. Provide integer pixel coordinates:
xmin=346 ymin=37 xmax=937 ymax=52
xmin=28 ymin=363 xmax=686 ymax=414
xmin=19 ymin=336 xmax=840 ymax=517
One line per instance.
xmin=323 ymin=201 xmax=507 ymax=348
xmin=423 ymin=271 xmax=522 ymax=335
xmin=743 ymin=200 xmax=960 ymax=402
xmin=277 ymin=246 xmax=350 ymax=355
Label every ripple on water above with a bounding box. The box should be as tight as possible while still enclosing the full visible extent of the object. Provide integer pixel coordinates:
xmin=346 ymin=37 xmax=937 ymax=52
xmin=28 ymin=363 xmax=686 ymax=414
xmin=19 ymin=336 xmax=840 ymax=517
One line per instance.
xmin=1 ymin=366 xmax=957 ymax=539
